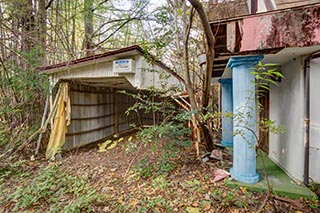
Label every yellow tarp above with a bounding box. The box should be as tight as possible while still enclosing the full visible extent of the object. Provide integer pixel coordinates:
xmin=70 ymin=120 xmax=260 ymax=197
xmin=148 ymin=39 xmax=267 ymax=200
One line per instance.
xmin=45 ymin=82 xmax=71 ymax=160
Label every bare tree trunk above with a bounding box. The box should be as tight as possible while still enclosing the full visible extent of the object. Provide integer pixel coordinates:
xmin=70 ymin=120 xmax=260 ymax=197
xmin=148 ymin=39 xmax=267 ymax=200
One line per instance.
xmin=21 ymin=0 xmax=36 ymax=54
xmin=0 ymin=3 xmax=6 ymax=60
xmin=71 ymin=0 xmax=77 ymax=56
xmin=84 ymin=0 xmax=94 ymax=56
xmin=168 ymin=0 xmax=201 ymax=156
xmin=38 ymin=0 xmax=47 ymax=64
xmin=183 ymin=8 xmax=202 ymax=156
xmin=188 ymin=0 xmax=216 ymax=151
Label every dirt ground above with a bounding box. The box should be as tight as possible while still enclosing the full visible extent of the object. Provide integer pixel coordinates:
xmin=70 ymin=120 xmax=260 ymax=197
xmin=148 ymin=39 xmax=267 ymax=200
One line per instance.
xmin=1 ymin=135 xmax=319 ymax=212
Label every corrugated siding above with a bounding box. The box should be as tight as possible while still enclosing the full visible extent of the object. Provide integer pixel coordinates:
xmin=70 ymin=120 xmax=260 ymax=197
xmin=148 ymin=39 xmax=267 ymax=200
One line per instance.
xmin=64 ymin=84 xmax=115 ymax=149
xmin=62 ymin=82 xmax=163 ymax=150
xmin=117 ymin=92 xmax=140 ymax=132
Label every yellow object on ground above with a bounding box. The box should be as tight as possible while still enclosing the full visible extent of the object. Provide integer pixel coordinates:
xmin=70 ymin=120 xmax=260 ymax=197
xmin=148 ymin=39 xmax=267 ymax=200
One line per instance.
xmin=45 ymin=82 xmax=71 ymax=160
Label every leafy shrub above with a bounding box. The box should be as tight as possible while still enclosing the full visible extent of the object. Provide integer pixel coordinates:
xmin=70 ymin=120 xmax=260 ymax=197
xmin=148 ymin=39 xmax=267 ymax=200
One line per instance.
xmin=0 ymin=48 xmax=49 ymax=158
xmin=7 ymin=164 xmax=107 ymax=212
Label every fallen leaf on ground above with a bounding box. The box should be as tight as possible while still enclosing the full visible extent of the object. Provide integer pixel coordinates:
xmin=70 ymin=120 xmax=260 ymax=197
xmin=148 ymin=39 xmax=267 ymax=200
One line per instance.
xmin=98 ymin=140 xmax=113 ymax=152
xmin=186 ymin=206 xmax=200 ymax=213
xmin=240 ymin=186 xmax=247 ymax=193
xmin=202 ymin=200 xmax=211 ymax=210
xmin=107 ymin=141 xmax=118 ymax=149
xmin=129 ymin=198 xmax=139 ymax=207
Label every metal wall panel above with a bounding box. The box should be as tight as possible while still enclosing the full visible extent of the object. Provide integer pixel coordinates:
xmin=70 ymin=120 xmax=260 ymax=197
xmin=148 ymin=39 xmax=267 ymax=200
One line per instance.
xmin=63 ymin=82 xmax=164 ymax=150
xmin=64 ymin=83 xmax=114 ymax=149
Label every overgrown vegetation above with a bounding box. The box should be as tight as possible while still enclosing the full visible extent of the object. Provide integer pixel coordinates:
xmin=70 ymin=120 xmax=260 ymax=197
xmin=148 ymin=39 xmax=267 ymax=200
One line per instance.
xmin=1 ymin=163 xmax=107 ymax=212
xmin=132 ymin=121 xmax=192 ymax=178
xmin=122 ymin=85 xmax=193 ymax=178
xmin=0 ymin=48 xmax=49 ymax=162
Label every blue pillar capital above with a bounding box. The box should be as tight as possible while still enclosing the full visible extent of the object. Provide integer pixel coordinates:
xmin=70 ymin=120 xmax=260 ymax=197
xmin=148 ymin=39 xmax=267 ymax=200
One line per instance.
xmin=227 ymin=55 xmax=264 ymax=69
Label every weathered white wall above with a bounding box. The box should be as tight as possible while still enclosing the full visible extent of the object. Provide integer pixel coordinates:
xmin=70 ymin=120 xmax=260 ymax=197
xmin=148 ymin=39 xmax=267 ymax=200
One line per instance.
xmin=50 ymin=57 xmax=138 ymax=88
xmin=139 ymin=59 xmax=179 ymax=90
xmin=269 ymin=57 xmax=305 ymax=182
xmin=49 ymin=54 xmax=180 ymax=91
xmin=310 ymin=57 xmax=320 ymax=183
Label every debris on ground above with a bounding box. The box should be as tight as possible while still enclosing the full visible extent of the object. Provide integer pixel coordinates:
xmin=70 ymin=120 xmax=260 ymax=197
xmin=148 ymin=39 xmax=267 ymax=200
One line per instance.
xmin=210 ymin=149 xmax=223 ymax=160
xmin=212 ymin=168 xmax=230 ymax=183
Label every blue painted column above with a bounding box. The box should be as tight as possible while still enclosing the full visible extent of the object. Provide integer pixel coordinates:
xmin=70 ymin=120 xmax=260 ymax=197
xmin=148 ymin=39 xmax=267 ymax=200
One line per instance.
xmin=227 ymin=55 xmax=263 ymax=184
xmin=218 ymin=78 xmax=233 ymax=147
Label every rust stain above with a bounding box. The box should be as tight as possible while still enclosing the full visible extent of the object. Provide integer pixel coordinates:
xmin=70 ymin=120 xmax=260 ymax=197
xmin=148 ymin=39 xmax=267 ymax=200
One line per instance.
xmin=266 ymin=6 xmax=320 ymax=47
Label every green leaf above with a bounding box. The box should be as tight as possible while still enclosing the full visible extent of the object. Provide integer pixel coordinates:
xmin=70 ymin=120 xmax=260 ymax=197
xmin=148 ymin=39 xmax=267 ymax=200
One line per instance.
xmin=186 ymin=207 xmax=200 ymax=213
xmin=263 ymin=63 xmax=279 ymax=67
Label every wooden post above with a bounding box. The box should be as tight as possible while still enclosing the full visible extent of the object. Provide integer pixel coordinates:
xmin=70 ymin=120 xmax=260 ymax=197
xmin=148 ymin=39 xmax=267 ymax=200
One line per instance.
xmin=113 ymin=89 xmax=119 ymax=135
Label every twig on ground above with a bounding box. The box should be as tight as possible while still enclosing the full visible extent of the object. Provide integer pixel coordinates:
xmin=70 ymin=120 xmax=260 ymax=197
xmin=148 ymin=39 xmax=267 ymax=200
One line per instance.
xmin=257 ymin=192 xmax=271 ymax=213
xmin=123 ymin=142 xmax=144 ymax=178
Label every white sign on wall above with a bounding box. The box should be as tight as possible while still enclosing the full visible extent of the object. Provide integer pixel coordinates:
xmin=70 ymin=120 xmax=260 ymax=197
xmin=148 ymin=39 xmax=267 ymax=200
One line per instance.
xmin=113 ymin=59 xmax=135 ymax=74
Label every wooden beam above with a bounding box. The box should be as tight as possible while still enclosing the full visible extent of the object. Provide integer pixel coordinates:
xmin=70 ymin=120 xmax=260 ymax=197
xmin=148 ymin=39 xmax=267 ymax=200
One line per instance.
xmin=214 ymin=55 xmax=232 ymax=61
xmin=227 ymin=21 xmax=236 ymax=53
xmin=213 ymin=64 xmax=227 ymax=68
xmin=213 ymin=68 xmax=225 ymax=72
xmin=113 ymin=89 xmax=119 ymax=135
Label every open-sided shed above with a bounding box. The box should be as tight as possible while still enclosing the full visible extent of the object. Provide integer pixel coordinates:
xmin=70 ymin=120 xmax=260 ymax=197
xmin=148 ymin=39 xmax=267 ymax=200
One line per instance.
xmin=40 ymin=45 xmax=182 ymax=159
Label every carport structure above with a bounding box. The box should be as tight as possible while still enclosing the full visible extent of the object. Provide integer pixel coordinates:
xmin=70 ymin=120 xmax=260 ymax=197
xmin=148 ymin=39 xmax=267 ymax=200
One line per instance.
xmin=40 ymin=45 xmax=182 ymax=159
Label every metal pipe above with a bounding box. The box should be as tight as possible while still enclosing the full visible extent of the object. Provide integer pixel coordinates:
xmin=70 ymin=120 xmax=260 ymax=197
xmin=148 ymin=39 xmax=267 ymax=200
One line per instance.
xmin=304 ymin=52 xmax=320 ymax=185
xmin=303 ymin=56 xmax=310 ymax=186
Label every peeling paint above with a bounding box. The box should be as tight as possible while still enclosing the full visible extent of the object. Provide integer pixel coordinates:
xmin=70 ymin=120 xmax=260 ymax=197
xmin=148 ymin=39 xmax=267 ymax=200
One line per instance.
xmin=240 ymin=5 xmax=320 ymax=52
xmin=241 ymin=15 xmax=272 ymax=51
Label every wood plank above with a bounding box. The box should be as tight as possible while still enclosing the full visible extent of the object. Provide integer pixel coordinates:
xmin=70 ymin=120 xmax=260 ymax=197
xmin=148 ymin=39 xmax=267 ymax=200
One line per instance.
xmin=227 ymin=21 xmax=236 ymax=53
xmin=213 ymin=64 xmax=227 ymax=68
xmin=114 ymin=89 xmax=119 ymax=134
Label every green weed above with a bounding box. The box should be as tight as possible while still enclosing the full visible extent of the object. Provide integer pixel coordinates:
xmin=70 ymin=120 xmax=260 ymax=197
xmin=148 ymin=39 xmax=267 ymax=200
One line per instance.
xmin=0 ymin=160 xmax=30 ymax=183
xmin=137 ymin=196 xmax=172 ymax=212
xmin=212 ymin=188 xmax=255 ymax=208
xmin=308 ymin=196 xmax=319 ymax=209
xmin=6 ymin=164 xmax=107 ymax=212
xmin=152 ymin=175 xmax=169 ymax=189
